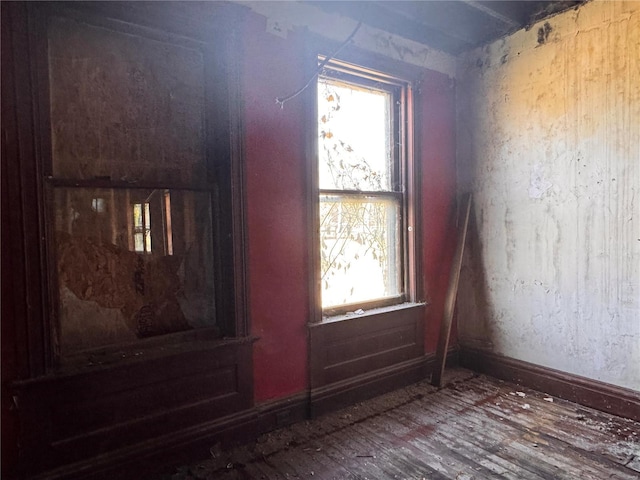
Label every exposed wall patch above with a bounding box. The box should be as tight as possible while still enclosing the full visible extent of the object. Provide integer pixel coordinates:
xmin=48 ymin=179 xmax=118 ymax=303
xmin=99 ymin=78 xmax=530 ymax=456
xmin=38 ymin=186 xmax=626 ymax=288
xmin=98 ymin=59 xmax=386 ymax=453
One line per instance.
xmin=266 ymin=17 xmax=291 ymax=39
xmin=537 ymin=22 xmax=553 ymax=45
xmin=529 ymin=164 xmax=553 ymax=199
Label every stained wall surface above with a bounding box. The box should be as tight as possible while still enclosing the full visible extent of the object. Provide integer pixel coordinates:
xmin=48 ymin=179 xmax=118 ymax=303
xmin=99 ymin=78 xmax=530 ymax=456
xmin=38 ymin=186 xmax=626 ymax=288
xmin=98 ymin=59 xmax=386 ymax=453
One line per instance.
xmin=457 ymin=0 xmax=640 ymax=390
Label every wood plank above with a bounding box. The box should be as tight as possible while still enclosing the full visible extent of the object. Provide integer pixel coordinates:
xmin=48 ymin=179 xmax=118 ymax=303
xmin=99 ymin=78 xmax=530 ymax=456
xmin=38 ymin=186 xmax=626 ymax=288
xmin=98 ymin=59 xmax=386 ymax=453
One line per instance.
xmin=166 ymin=368 xmax=640 ymax=480
xmin=432 ymin=194 xmax=472 ymax=387
xmin=440 ymin=378 xmax=639 ymax=466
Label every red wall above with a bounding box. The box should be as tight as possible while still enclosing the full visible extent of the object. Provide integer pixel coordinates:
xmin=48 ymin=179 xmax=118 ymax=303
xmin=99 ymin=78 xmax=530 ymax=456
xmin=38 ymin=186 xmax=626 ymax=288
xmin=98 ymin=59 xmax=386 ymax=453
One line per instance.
xmin=0 ymin=7 xmax=458 ymax=473
xmin=243 ymin=14 xmax=310 ymax=403
xmin=419 ymin=73 xmax=459 ymax=353
xmin=242 ymin=12 xmax=458 ymax=402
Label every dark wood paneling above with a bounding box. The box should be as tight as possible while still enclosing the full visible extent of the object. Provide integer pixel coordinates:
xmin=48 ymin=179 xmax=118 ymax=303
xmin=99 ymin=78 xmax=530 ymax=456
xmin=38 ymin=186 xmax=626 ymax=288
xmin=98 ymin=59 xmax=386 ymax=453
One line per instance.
xmin=310 ymin=349 xmax=459 ymax=417
xmin=5 ymin=1 xmax=50 ymax=377
xmin=13 ymin=340 xmax=253 ymax=478
xmin=460 ymin=348 xmax=640 ymax=422
xmin=311 ymin=357 xmax=427 ymax=418
xmin=26 ymin=406 xmax=260 ymax=480
xmin=308 ymin=304 xmax=438 ymax=417
xmin=14 ymin=345 xmax=462 ymax=479
xmin=310 ymin=304 xmax=426 ymax=389
xmin=19 ymin=385 xmax=309 ymax=480
xmin=1 ymin=4 xmax=27 ymax=475
xmin=2 ymin=3 xmax=254 ymax=478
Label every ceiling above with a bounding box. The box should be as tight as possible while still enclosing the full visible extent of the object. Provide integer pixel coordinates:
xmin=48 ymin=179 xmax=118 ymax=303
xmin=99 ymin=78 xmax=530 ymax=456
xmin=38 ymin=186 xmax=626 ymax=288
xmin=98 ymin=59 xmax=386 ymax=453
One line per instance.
xmin=307 ymin=1 xmax=586 ymax=54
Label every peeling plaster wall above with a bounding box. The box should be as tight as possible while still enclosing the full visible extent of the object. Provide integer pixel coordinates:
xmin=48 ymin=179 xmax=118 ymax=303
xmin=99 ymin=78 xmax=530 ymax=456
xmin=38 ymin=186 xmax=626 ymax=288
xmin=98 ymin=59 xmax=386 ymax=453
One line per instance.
xmin=239 ymin=1 xmax=456 ymax=78
xmin=456 ymin=0 xmax=640 ymax=391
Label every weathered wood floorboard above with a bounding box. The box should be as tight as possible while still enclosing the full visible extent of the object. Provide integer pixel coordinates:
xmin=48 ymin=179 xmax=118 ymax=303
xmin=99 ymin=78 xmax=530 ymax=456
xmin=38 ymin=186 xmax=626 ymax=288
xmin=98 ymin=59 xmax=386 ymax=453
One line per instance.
xmin=159 ymin=369 xmax=640 ymax=480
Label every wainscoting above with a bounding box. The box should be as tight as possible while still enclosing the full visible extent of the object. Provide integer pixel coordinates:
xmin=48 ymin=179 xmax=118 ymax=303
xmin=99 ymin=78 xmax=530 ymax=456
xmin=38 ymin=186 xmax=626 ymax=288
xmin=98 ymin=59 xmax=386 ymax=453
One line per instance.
xmin=310 ymin=304 xmax=432 ymax=416
xmin=13 ymin=339 xmax=254 ymax=479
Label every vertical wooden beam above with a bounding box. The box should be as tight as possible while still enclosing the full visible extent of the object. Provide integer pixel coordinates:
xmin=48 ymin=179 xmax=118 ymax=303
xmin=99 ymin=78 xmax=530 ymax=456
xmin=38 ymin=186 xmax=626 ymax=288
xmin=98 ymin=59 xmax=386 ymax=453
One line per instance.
xmin=432 ymin=193 xmax=472 ymax=387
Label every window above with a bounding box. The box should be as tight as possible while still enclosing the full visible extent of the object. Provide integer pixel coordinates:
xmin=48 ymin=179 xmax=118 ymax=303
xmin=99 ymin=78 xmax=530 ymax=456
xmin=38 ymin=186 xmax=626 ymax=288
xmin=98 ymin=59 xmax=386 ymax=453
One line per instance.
xmin=45 ymin=15 xmax=224 ymax=358
xmin=53 ymin=187 xmax=217 ymax=354
xmin=131 ymin=190 xmax=174 ymax=255
xmin=132 ymin=201 xmax=152 ymax=253
xmin=317 ymin=59 xmax=414 ymax=315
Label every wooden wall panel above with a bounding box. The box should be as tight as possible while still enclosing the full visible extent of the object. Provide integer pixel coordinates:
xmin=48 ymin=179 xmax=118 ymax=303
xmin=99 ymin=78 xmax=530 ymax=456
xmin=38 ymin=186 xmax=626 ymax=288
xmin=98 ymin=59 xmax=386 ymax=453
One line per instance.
xmin=309 ymin=304 xmax=426 ymax=389
xmin=2 ymin=3 xmax=253 ymax=478
xmin=13 ymin=340 xmax=253 ymax=477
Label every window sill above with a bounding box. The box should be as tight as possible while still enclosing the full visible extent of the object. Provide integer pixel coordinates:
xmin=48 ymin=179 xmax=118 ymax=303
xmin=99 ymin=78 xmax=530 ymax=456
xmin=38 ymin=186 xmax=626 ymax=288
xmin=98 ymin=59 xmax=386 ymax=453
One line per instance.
xmin=312 ymin=301 xmax=426 ymax=327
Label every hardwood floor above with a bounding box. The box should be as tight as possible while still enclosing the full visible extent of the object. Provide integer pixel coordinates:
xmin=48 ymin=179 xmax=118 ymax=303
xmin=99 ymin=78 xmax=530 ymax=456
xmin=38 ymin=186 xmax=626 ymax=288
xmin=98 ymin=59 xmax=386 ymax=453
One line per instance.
xmin=159 ymin=369 xmax=640 ymax=479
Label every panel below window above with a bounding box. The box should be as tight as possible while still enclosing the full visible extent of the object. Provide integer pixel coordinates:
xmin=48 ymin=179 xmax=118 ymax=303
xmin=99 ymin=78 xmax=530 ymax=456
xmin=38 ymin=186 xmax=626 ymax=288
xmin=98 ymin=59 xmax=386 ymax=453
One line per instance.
xmin=320 ymin=194 xmax=401 ymax=309
xmin=53 ymin=188 xmax=216 ymax=356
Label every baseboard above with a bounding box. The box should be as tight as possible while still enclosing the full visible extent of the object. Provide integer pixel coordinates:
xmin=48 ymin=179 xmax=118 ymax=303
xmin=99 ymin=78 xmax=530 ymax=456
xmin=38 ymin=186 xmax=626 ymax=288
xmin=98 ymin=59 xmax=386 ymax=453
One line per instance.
xmin=460 ymin=348 xmax=640 ymax=422
xmin=256 ymin=391 xmax=309 ymax=432
xmin=310 ymin=348 xmax=459 ymax=417
xmin=29 ymin=407 xmax=259 ymax=480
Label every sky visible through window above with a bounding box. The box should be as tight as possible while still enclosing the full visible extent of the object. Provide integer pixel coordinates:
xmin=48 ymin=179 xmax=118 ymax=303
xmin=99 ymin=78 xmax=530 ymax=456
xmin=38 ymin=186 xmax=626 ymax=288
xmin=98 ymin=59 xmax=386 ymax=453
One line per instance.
xmin=318 ymin=78 xmax=400 ymax=310
xmin=318 ymin=81 xmax=391 ymax=192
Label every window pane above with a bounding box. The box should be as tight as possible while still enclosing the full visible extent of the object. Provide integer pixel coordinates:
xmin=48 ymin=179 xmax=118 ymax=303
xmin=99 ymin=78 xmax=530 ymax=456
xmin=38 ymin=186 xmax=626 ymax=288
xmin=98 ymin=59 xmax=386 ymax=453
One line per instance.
xmin=133 ymin=203 xmax=143 ymax=228
xmin=144 ymin=230 xmax=152 ymax=253
xmin=53 ymin=188 xmax=216 ymax=355
xmin=48 ymin=17 xmax=206 ymax=184
xmin=318 ymin=79 xmax=392 ymax=192
xmin=320 ymin=195 xmax=401 ymax=308
xmin=134 ymin=232 xmax=144 ymax=252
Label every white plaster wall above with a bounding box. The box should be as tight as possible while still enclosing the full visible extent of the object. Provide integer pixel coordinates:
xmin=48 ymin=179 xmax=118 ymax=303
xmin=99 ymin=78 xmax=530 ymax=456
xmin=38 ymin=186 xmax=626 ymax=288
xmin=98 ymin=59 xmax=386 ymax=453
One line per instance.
xmin=238 ymin=1 xmax=456 ymax=77
xmin=456 ymin=0 xmax=640 ymax=391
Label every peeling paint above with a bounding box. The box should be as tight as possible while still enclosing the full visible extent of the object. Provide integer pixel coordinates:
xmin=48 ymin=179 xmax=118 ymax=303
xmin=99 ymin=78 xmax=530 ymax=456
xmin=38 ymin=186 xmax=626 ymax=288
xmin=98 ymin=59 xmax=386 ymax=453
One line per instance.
xmin=457 ymin=0 xmax=640 ymax=391
xmin=537 ymin=22 xmax=553 ymax=45
xmin=238 ymin=1 xmax=457 ymax=78
xmin=529 ymin=164 xmax=553 ymax=199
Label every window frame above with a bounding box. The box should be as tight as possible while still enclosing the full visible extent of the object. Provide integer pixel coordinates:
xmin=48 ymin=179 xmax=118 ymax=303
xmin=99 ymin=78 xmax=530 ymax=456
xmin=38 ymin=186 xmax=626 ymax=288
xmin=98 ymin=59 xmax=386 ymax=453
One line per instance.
xmin=23 ymin=1 xmax=249 ymax=372
xmin=312 ymin=56 xmax=419 ymax=320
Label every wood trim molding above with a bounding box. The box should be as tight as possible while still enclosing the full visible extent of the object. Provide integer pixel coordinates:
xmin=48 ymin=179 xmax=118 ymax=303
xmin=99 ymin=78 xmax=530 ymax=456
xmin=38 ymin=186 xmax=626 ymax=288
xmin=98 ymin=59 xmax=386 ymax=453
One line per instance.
xmin=310 ymin=349 xmax=459 ymax=417
xmin=460 ymin=348 xmax=640 ymax=422
xmin=256 ymin=391 xmax=310 ymax=432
